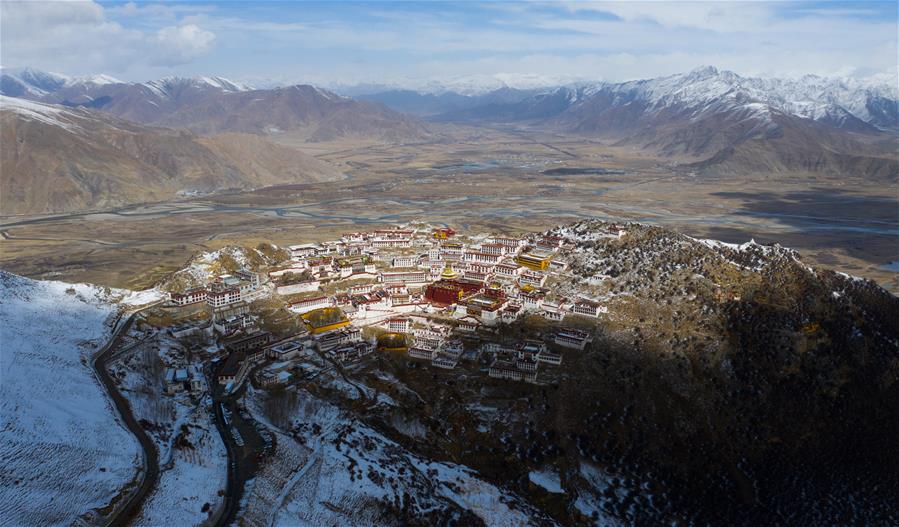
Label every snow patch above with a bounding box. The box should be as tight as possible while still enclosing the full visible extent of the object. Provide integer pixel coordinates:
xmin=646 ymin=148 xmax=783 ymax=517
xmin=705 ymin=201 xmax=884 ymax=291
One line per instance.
xmin=0 ymin=95 xmax=82 ymax=131
xmin=529 ymin=469 xmax=564 ymax=493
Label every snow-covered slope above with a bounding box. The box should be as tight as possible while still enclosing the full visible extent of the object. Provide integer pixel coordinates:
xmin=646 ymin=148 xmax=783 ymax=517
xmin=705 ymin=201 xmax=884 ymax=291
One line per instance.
xmin=243 ymin=389 xmax=550 ymax=526
xmin=0 ymin=271 xmax=141 ymax=526
xmin=0 ymin=94 xmax=89 ymax=131
xmin=571 ymin=66 xmax=898 ymax=130
xmin=426 ymin=66 xmax=897 ymax=132
xmin=140 ymin=75 xmax=251 ymax=98
xmin=69 ymin=73 xmax=123 ymax=86
xmin=0 ymin=67 xmax=69 ymax=97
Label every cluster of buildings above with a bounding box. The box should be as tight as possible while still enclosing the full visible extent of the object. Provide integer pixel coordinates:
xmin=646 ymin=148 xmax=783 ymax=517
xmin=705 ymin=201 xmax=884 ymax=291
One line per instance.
xmin=483 ymin=330 xmax=592 ymax=383
xmin=213 ymin=326 xmax=375 ymax=392
xmin=268 ymin=224 xmax=618 ymax=330
xmin=159 ymin=223 xmax=624 ymax=394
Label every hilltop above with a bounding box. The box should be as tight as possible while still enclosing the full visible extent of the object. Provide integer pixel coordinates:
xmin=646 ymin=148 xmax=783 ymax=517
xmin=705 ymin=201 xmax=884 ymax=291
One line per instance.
xmin=2 ymin=219 xmax=897 ymax=525
xmin=148 ymin=220 xmax=899 ymax=524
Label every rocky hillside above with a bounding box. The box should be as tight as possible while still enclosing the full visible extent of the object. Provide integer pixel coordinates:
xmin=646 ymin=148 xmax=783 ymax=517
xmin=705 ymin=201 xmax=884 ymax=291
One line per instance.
xmin=548 ymin=221 xmax=898 ymax=523
xmin=0 ymin=96 xmax=342 ymax=215
xmin=299 ymin=220 xmax=899 ymax=525
xmin=2 ymin=219 xmax=896 ymax=525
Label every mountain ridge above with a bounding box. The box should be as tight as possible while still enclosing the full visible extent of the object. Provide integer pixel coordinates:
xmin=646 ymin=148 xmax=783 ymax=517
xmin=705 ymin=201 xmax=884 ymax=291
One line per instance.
xmin=418 ymin=66 xmax=899 ymax=178
xmin=1 ymin=69 xmax=429 ymax=143
xmin=0 ymin=96 xmax=343 ymax=215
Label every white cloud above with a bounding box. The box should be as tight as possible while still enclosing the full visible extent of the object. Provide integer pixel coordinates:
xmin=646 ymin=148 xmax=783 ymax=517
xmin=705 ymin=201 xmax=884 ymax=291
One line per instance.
xmin=0 ymin=1 xmax=216 ymax=74
xmin=560 ymin=1 xmax=775 ymax=32
xmin=152 ymin=24 xmax=216 ymax=65
xmin=0 ymin=0 xmax=894 ymax=86
xmin=1 ymin=0 xmax=106 ymax=28
xmin=106 ymin=1 xmax=218 ymax=19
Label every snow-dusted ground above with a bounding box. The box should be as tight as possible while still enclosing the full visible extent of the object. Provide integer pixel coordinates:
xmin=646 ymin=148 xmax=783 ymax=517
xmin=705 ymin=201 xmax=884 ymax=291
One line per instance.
xmin=242 ymin=390 xmax=548 ymax=526
xmin=169 ymin=246 xmax=265 ymax=289
xmin=573 ymin=463 xmax=627 ymax=527
xmin=111 ymin=337 xmax=226 ymax=527
xmin=0 ymin=94 xmax=85 ymax=131
xmin=0 ymin=271 xmax=141 ymax=526
xmin=134 ymin=410 xmax=226 ymax=527
xmin=120 ymin=287 xmax=165 ymax=307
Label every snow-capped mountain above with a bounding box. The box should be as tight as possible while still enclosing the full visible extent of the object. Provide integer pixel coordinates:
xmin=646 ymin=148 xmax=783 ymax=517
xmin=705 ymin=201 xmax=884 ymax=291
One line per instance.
xmin=1 ymin=68 xmax=429 ymax=142
xmin=434 ymin=66 xmax=897 ymax=132
xmin=569 ymin=66 xmax=898 ymax=131
xmin=0 ymin=69 xmax=252 ymax=112
xmin=334 ymin=72 xmax=582 ymax=97
xmin=70 ymin=73 xmax=123 ymax=86
xmin=417 ymin=72 xmax=583 ymax=96
xmin=0 ymin=69 xmax=251 ymax=102
xmin=140 ymin=75 xmax=251 ymax=98
xmin=418 ymin=66 xmax=897 ymax=178
xmin=0 ymin=67 xmax=70 ymax=97
xmin=0 ymin=68 xmax=126 ymax=96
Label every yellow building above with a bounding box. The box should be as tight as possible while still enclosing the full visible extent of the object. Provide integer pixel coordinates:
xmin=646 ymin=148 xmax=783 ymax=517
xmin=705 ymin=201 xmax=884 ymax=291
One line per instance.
xmin=302 ymin=307 xmax=350 ymax=334
xmin=515 ymin=252 xmax=553 ymax=271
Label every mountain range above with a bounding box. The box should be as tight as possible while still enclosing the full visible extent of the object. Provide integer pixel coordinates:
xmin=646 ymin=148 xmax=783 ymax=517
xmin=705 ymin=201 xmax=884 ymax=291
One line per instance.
xmin=1 ymin=68 xmax=428 ymax=142
xmin=1 ymin=66 xmax=897 ymax=216
xmin=363 ymin=67 xmax=899 ymax=178
xmin=347 ymin=67 xmax=897 ymax=124
xmin=0 ymin=68 xmax=433 ymax=215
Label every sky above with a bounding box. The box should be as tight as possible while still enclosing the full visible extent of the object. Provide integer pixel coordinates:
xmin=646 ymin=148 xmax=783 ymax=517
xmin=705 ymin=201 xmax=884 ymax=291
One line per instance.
xmin=1 ymin=1 xmax=896 ymax=89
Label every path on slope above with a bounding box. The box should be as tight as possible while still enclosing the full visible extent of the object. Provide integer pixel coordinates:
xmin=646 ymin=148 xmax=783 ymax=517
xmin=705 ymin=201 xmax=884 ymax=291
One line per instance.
xmin=267 ymin=434 xmax=323 ymax=527
xmin=210 ymin=365 xmax=269 ymax=527
xmin=92 ymin=312 xmax=160 ymax=527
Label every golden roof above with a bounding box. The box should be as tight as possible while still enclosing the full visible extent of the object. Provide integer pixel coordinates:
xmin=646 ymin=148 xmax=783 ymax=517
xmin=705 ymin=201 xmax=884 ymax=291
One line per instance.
xmin=377 ymin=332 xmax=408 ymax=350
xmin=302 ymin=307 xmax=347 ymax=328
xmin=440 ymin=264 xmax=458 ymax=280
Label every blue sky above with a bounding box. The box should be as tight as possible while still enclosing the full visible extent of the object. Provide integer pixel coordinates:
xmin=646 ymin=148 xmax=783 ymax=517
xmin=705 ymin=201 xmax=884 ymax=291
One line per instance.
xmin=1 ymin=1 xmax=896 ymax=87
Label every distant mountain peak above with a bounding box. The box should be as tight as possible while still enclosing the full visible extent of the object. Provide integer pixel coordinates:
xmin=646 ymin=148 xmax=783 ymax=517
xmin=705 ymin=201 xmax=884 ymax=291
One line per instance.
xmin=0 ymin=67 xmax=70 ymax=96
xmin=196 ymin=76 xmax=252 ymax=92
xmin=141 ymin=75 xmax=251 ymax=97
xmin=68 ymin=74 xmax=123 ymax=86
xmin=684 ymin=65 xmax=720 ymax=79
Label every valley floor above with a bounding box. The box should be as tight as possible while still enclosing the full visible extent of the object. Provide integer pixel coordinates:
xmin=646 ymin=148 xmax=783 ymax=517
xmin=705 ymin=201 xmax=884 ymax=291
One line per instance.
xmin=1 ymin=127 xmax=896 ymax=292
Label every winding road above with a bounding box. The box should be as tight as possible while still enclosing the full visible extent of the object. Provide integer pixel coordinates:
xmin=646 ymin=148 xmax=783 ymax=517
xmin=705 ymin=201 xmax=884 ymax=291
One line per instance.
xmin=93 ymin=302 xmax=266 ymax=527
xmin=91 ymin=313 xmax=160 ymax=527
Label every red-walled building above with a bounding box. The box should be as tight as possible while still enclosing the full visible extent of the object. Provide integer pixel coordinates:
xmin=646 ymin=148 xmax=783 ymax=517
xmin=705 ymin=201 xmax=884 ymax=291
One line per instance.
xmin=426 ymin=282 xmax=464 ymax=304
xmin=425 ymin=279 xmax=483 ymax=305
